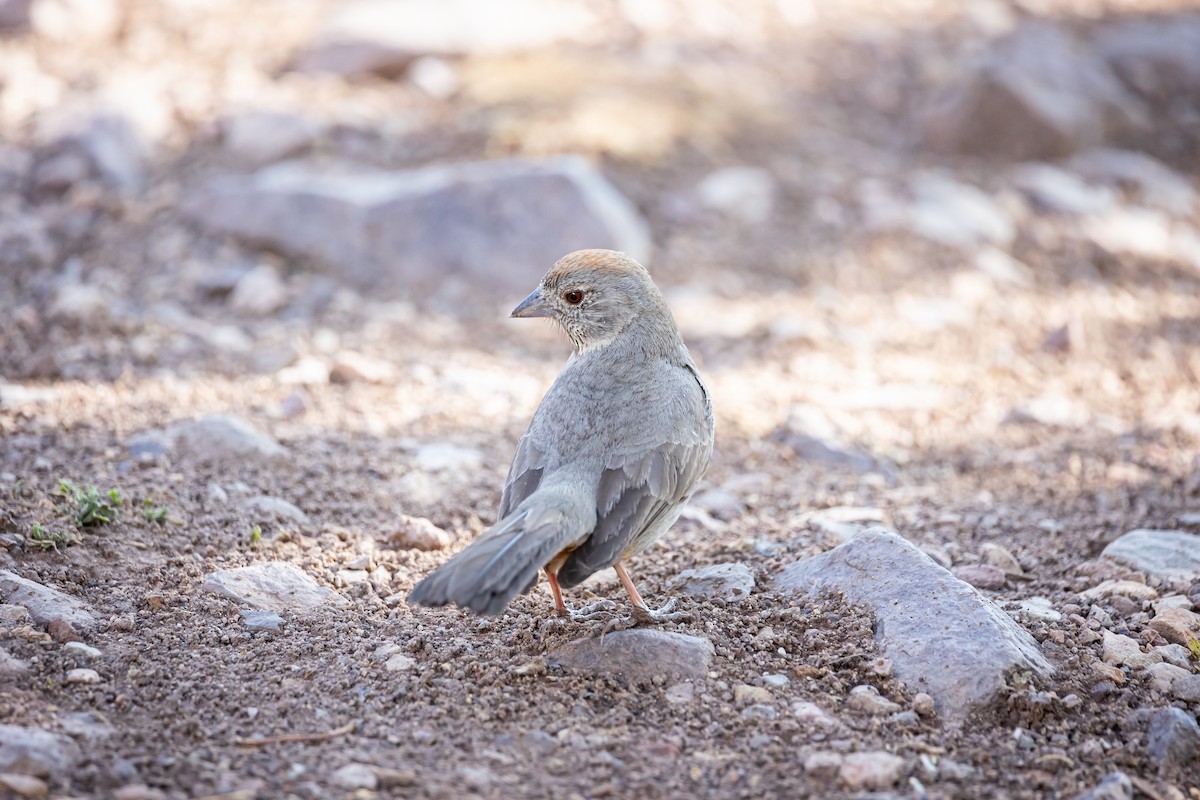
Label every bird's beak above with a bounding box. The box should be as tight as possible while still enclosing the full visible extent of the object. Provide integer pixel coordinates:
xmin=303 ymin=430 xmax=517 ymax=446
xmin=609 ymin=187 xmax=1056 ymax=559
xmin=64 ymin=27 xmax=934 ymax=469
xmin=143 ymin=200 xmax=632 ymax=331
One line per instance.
xmin=510 ymin=288 xmax=554 ymax=319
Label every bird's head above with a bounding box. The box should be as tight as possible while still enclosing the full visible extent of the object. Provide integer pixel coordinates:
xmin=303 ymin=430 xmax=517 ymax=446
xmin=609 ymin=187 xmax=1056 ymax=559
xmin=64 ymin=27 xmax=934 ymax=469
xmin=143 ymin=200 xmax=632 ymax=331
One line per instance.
xmin=511 ymin=250 xmax=673 ymax=353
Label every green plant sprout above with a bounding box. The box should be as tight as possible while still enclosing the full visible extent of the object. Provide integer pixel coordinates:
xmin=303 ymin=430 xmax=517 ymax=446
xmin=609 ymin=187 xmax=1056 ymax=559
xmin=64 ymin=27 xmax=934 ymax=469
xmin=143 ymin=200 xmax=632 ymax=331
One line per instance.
xmin=58 ymin=480 xmax=123 ymax=527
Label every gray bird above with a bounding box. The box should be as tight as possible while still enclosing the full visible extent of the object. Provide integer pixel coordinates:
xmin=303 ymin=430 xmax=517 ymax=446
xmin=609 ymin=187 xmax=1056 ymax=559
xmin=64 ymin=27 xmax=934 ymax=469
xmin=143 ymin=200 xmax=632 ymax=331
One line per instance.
xmin=408 ymin=249 xmax=714 ymax=622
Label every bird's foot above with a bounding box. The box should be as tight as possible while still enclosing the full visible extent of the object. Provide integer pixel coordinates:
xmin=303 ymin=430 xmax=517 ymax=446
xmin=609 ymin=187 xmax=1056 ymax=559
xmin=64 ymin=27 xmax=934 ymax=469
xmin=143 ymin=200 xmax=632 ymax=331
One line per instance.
xmin=630 ymin=598 xmax=692 ymax=625
xmin=568 ymin=598 xmax=619 ymax=620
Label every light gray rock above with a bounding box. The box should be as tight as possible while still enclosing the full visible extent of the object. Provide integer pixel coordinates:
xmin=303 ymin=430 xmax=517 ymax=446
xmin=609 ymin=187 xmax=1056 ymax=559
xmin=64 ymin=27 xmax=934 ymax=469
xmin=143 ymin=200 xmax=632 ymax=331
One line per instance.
xmin=1102 ymin=529 xmax=1200 ymax=580
xmin=65 ymin=667 xmax=100 ymax=684
xmin=695 ymin=167 xmax=777 ymax=225
xmin=330 ymin=763 xmax=378 ymax=791
xmin=923 ymin=21 xmax=1147 ymax=159
xmin=201 ymin=562 xmax=348 ymax=614
xmin=35 ymin=104 xmax=144 ymax=190
xmin=387 ymin=515 xmax=452 ymax=551
xmin=181 ymin=157 xmax=651 ymax=301
xmin=229 ymin=264 xmax=288 ymax=316
xmin=0 ymin=648 xmax=28 ymax=679
xmin=792 ymin=701 xmax=842 ymax=729
xmin=802 ymin=751 xmax=843 ymax=779
xmin=905 ymin=171 xmax=1015 ymax=247
xmin=1153 ymin=643 xmax=1192 ymax=669
xmin=1171 ymin=674 xmax=1200 ymax=702
xmin=952 ymin=563 xmax=1007 ymax=590
xmin=129 ymin=414 xmax=286 ymax=463
xmin=549 ymin=630 xmax=713 ymax=682
xmin=1096 ymin=15 xmax=1200 ymax=101
xmin=414 ymin=442 xmax=483 ymax=472
xmin=1068 ymin=148 xmax=1196 ymax=216
xmin=243 ymin=495 xmax=310 ymax=527
xmin=240 ymin=610 xmax=283 ymax=632
xmin=0 ymin=724 xmax=81 ymax=778
xmin=1146 ymin=706 xmax=1200 ymax=767
xmin=0 ymin=570 xmax=96 ymax=631
xmin=847 ymin=684 xmax=901 ymax=715
xmin=47 ymin=283 xmax=110 ymax=326
xmin=292 ymin=0 xmax=599 ymax=76
xmin=774 ymin=405 xmax=881 ymax=473
xmin=0 ymin=210 xmax=55 ymax=270
xmin=1102 ymin=630 xmax=1161 ymax=669
xmin=1073 ymin=771 xmax=1132 ymax=800
xmin=673 ymin=562 xmax=754 ymax=603
xmin=776 ymin=529 xmax=1053 ymax=719
xmin=1011 ymin=163 xmax=1115 ymax=214
xmin=801 ymin=506 xmax=887 ymax=544
xmin=839 ymin=751 xmax=906 ymax=791
xmin=222 ymin=111 xmax=320 ymax=166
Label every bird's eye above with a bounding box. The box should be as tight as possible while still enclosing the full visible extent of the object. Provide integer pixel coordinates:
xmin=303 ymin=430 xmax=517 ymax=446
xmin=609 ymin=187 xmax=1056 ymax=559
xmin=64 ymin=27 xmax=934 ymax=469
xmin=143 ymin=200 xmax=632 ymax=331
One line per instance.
xmin=562 ymin=290 xmax=584 ymax=305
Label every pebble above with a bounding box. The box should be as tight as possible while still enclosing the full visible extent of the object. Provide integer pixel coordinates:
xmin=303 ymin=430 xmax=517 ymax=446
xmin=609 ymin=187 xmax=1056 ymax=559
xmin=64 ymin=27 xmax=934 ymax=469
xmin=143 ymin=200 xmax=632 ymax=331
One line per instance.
xmin=1101 ymin=529 xmax=1200 ymax=581
xmin=665 ymin=682 xmax=694 ymax=704
xmin=201 ymin=562 xmax=348 ymax=614
xmin=0 ymin=573 xmax=97 ymax=635
xmin=550 ymin=630 xmax=714 ymax=682
xmin=0 ymin=773 xmax=48 ymax=798
xmin=329 ymin=351 xmax=396 ymax=384
xmin=868 ymin=657 xmax=893 ymax=678
xmin=673 ymin=562 xmax=754 ymax=603
xmin=1073 ymin=771 xmax=1133 ymax=800
xmin=0 ymin=725 xmax=81 ymax=777
xmin=952 ymin=563 xmax=1007 ymax=590
xmin=695 ymin=167 xmax=777 ymax=225
xmin=1080 ymin=579 xmax=1158 ymax=602
xmin=847 ymin=685 xmax=901 ymax=715
xmin=801 ymin=506 xmax=887 ymax=544
xmin=1148 ymin=607 xmax=1200 ymax=646
xmin=387 ymin=515 xmax=452 ymax=551
xmin=63 ymin=641 xmax=101 ymax=659
xmin=415 ymin=442 xmax=483 ymax=472
xmin=276 ymin=356 xmax=330 ymax=386
xmin=1101 ymin=630 xmax=1161 ymax=669
xmin=778 ymin=530 xmax=1052 ymax=718
xmin=329 ymin=763 xmax=378 ymax=790
xmin=112 ymin=785 xmax=167 ymax=800
xmin=1091 ymin=661 xmax=1125 ymax=685
xmin=46 ymin=617 xmax=80 ymax=643
xmin=66 ymin=668 xmax=100 ymax=684
xmin=1152 ymin=643 xmax=1192 ymax=669
xmin=980 ymin=543 xmax=1022 ymax=573
xmin=913 ymin=693 xmax=936 ymax=717
xmin=792 ymin=701 xmax=841 ymax=729
xmin=762 ymin=673 xmax=790 ymax=688
xmin=229 ymin=264 xmax=288 ymax=316
xmin=146 ymin=414 xmax=286 ymax=462
xmin=0 ymin=649 xmax=29 ymax=678
xmin=734 ymin=684 xmax=772 ymax=704
xmin=1146 ymin=707 xmax=1200 ymax=767
xmin=1144 ymin=662 xmax=1187 ymax=693
xmin=384 ymin=654 xmax=415 ymax=672
xmin=240 ymin=610 xmax=283 ymax=632
xmin=839 ymin=751 xmax=906 ymax=790
xmin=1171 ymin=674 xmax=1200 ymax=702
xmin=741 ymin=704 xmax=776 ymax=720
xmin=1151 ymin=595 xmax=1194 ymax=614
xmin=1017 ymin=597 xmax=1062 ymax=622
xmin=243 ymin=496 xmax=310 ymax=527
xmin=803 ymin=751 xmax=843 ymax=779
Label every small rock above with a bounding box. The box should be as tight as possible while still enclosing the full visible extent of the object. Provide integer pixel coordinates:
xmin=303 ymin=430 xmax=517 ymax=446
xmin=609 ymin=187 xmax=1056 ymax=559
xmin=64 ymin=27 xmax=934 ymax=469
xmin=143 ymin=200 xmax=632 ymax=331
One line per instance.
xmin=980 ymin=543 xmax=1023 ymax=574
xmin=1080 ymin=579 xmax=1158 ymax=602
xmin=0 ymin=649 xmax=29 ymax=678
xmin=1152 ymin=643 xmax=1192 ymax=669
xmin=0 ymin=725 xmax=81 ymax=777
xmin=1102 ymin=630 xmax=1161 ymax=669
xmin=1102 ymin=529 xmax=1200 ymax=581
xmin=549 ymin=629 xmax=714 ymax=682
xmin=1073 ymin=771 xmax=1133 ymax=800
xmin=229 ymin=264 xmax=288 ymax=317
xmin=1151 ymin=595 xmax=1194 ymax=614
xmin=913 ymin=693 xmax=936 ymax=717
xmin=276 ymin=356 xmax=330 ymax=386
xmin=904 ymin=171 xmax=1015 ymax=247
xmin=329 ymin=351 xmax=396 ymax=384
xmin=63 ymin=641 xmax=101 ymax=659
xmin=1146 ymin=707 xmax=1200 ymax=767
xmin=1171 ymin=674 xmax=1200 ymax=702
xmin=1069 ymin=148 xmax=1196 ymax=216
xmin=762 ymin=673 xmax=789 ymax=688
xmin=415 ymin=443 xmax=484 ymax=472
xmin=147 ymin=414 xmax=286 ymax=463
xmin=695 ymin=167 xmax=777 ymax=225
xmin=222 ymin=111 xmax=319 ymax=166
xmin=372 ymin=767 xmax=416 ymax=788
xmin=690 ymin=488 xmax=745 ymax=521
xmin=0 ymin=571 xmax=96 ymax=631
xmin=1011 ymin=162 xmax=1114 ymax=215
xmin=1016 ymin=597 xmax=1062 ymax=622
xmin=46 ymin=617 xmax=79 ymax=643
xmin=1145 ymin=662 xmax=1189 ymax=693
xmin=953 ymin=563 xmax=1007 ymax=590
xmin=201 ymin=562 xmax=348 ymax=614
xmin=0 ymin=773 xmax=48 ymax=799
xmin=47 ymin=284 xmax=110 ymax=326
xmin=387 ymin=515 xmax=452 ymax=551
xmin=664 ymin=682 xmax=694 ymax=704
xmin=802 ymin=506 xmax=887 ymax=543
xmin=408 ymin=56 xmax=460 ymax=98
xmin=777 ymin=529 xmax=1052 ymax=719
xmin=329 ymin=763 xmax=377 ymax=791
xmin=803 ymin=751 xmax=844 ymax=780
xmin=734 ymin=684 xmax=772 ymax=704
xmin=66 ymin=668 xmax=100 ymax=684
xmin=1149 ymin=607 xmax=1200 ymax=646
xmin=839 ymin=751 xmax=906 ymax=791
xmin=112 ymin=785 xmax=167 ymax=800
xmin=792 ymin=701 xmax=841 ymax=729
xmin=889 ymin=710 xmax=920 ymax=727
xmin=673 ymin=562 xmax=754 ymax=603
xmin=240 ymin=610 xmax=283 ymax=632
xmin=243 ymin=495 xmax=310 ymax=527
xmin=1092 ymin=661 xmax=1126 ymax=685
xmin=868 ymin=657 xmax=893 ymax=678
xmin=384 ymin=653 xmax=415 ymax=672
xmin=847 ymin=684 xmax=902 ymax=715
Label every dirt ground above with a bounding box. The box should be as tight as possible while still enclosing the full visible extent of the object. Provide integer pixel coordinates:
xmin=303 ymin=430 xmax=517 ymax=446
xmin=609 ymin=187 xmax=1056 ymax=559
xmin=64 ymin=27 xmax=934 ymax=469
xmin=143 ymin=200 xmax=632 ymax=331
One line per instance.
xmin=2 ymin=0 xmax=1200 ymax=798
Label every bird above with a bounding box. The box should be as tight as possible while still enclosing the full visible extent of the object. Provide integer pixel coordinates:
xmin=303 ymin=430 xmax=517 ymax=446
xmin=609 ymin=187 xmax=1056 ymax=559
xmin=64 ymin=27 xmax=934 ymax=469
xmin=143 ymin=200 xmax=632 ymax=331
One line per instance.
xmin=408 ymin=249 xmax=714 ymax=623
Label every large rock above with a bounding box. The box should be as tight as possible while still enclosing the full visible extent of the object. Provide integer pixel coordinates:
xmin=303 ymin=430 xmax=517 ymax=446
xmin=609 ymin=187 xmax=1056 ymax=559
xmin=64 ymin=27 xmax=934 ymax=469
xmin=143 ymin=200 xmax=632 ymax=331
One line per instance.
xmin=182 ymin=157 xmax=650 ymax=301
xmin=1146 ymin=706 xmax=1200 ymax=767
xmin=292 ymin=0 xmax=600 ymax=77
xmin=127 ymin=414 xmax=286 ymax=463
xmin=201 ymin=562 xmax=348 ymax=613
xmin=0 ymin=724 xmax=81 ymax=779
xmin=923 ymin=22 xmax=1147 ymax=159
xmin=1101 ymin=529 xmax=1200 ymax=581
xmin=549 ymin=630 xmax=713 ymax=682
xmin=673 ymin=562 xmax=755 ymax=603
xmin=0 ymin=570 xmax=97 ymax=631
xmin=1095 ymin=15 xmax=1200 ymax=102
xmin=776 ymin=529 xmax=1053 ymax=719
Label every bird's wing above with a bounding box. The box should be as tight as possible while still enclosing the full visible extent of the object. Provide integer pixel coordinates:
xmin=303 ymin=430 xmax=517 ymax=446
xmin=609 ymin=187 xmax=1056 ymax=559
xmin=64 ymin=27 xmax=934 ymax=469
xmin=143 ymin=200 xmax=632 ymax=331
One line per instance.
xmin=497 ymin=435 xmax=545 ymax=519
xmin=558 ymin=366 xmax=713 ymax=587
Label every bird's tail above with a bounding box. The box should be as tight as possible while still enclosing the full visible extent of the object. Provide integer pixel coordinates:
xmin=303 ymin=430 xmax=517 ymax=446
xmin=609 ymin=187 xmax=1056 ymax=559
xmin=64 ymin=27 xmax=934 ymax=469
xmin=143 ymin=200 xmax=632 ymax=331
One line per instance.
xmin=407 ymin=499 xmax=587 ymax=615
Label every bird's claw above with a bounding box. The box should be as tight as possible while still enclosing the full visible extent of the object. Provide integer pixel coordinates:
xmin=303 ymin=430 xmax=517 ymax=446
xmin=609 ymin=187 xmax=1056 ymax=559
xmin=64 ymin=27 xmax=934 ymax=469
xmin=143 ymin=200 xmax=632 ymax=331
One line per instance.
xmin=568 ymin=599 xmax=619 ymax=620
xmin=630 ymin=598 xmax=692 ymax=625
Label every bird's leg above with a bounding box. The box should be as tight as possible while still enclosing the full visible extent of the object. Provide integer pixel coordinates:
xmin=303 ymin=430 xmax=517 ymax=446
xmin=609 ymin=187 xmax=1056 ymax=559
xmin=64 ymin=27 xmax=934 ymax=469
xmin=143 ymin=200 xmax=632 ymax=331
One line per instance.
xmin=614 ymin=563 xmax=691 ymax=624
xmin=546 ymin=569 xmax=569 ymax=618
xmin=547 ymin=569 xmax=617 ymax=620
